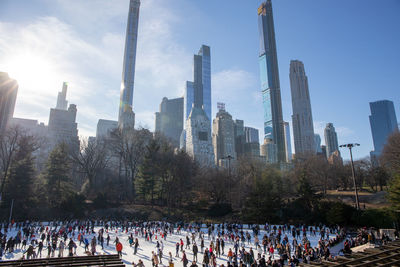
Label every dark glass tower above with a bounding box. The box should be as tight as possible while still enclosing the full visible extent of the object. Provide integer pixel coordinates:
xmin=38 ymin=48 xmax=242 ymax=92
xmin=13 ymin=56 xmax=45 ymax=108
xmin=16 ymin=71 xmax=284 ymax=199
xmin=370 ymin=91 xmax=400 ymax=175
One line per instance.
xmin=258 ymin=0 xmax=285 ymax=162
xmin=369 ymin=100 xmax=398 ymax=157
xmin=119 ymin=0 xmax=140 ymax=130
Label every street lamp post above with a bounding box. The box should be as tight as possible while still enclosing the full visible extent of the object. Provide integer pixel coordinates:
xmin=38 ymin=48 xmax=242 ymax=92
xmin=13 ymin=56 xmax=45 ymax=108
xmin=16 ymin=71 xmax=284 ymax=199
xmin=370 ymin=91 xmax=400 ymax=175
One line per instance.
xmin=222 ymin=155 xmax=234 ymax=177
xmin=339 ymin=143 xmax=360 ymax=210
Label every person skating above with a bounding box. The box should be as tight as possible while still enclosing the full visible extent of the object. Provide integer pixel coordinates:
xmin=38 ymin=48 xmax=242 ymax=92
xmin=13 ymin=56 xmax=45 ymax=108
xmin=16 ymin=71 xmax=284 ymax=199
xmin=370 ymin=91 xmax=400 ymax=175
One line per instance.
xmin=137 ymin=259 xmax=145 ymax=267
xmin=37 ymin=240 xmax=43 ymax=258
xmin=203 ymin=249 xmax=209 ymax=267
xmin=68 ymin=239 xmax=75 ymax=257
xmin=192 ymin=242 xmax=198 ymax=261
xmin=26 ymin=244 xmax=35 ymax=259
xmin=182 ymin=250 xmax=188 ymax=267
xmin=116 ymin=241 xmax=123 ymax=258
xmin=58 ymin=240 xmax=65 ymax=257
xmin=134 ymin=238 xmax=139 ymax=255
xmin=152 ymin=251 xmax=159 ymax=267
xmin=176 ymin=242 xmax=180 ymax=257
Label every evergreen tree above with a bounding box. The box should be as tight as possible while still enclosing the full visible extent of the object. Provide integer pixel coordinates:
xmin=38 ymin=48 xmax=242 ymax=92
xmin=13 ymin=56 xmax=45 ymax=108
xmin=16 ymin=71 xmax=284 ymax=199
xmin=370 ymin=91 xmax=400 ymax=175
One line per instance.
xmin=135 ymin=139 xmax=160 ymax=205
xmin=297 ymin=170 xmax=318 ymax=211
xmin=243 ymin=168 xmax=282 ymax=223
xmin=43 ymin=143 xmax=73 ymax=208
xmin=4 ymin=136 xmax=36 ymax=217
xmin=388 ymin=174 xmax=400 ymax=209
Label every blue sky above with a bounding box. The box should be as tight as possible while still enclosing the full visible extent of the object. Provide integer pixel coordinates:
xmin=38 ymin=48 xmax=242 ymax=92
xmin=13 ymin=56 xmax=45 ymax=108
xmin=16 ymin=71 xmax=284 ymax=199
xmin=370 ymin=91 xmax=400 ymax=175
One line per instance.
xmin=0 ymin=0 xmax=399 ymax=160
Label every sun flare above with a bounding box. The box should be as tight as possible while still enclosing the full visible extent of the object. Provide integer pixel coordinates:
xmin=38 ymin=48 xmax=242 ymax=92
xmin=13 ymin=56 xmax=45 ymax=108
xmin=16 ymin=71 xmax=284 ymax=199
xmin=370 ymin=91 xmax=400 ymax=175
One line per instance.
xmin=3 ymin=51 xmax=60 ymax=96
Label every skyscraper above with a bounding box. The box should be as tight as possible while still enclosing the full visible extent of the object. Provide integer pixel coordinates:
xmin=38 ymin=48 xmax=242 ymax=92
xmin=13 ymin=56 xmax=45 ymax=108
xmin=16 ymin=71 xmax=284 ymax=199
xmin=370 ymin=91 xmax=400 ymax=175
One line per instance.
xmin=56 ymin=82 xmax=68 ymax=110
xmin=324 ymin=123 xmax=339 ymax=158
xmin=212 ymin=104 xmax=236 ymax=167
xmin=314 ymin=134 xmax=322 ymax=154
xmin=258 ymin=1 xmax=286 ymax=162
xmin=183 ymin=81 xmax=195 ymax=123
xmin=290 ymin=60 xmax=316 ymax=156
xmin=119 ymin=0 xmax=140 ymax=130
xmin=181 ymin=45 xmax=212 ymax=149
xmin=198 ymin=45 xmax=212 ymax=123
xmin=369 ymin=100 xmax=398 ymax=160
xmin=155 ymin=97 xmax=184 ymax=148
xmin=260 ymin=138 xmax=277 ymax=164
xmin=0 ymin=72 xmax=18 ymax=133
xmin=283 ymin=122 xmax=292 ymax=162
xmin=96 ymin=119 xmax=118 ymax=139
xmin=233 ymin=119 xmax=245 ymax=158
xmin=244 ymin=127 xmax=259 ymax=144
xmin=183 ymin=45 xmax=211 ymax=123
xmin=48 ymin=84 xmax=79 ymax=154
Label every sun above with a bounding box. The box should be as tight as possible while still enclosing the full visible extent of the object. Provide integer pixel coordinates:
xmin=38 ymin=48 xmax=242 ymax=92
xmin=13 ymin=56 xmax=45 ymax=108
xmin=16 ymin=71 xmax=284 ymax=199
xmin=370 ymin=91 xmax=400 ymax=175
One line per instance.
xmin=3 ymin=51 xmax=61 ymax=97
xmin=5 ymin=52 xmax=54 ymax=85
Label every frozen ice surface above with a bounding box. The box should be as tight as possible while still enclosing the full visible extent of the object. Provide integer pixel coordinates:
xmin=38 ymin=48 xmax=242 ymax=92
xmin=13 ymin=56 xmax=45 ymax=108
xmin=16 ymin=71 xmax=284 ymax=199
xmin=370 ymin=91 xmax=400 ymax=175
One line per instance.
xmin=0 ymin=224 xmax=337 ymax=266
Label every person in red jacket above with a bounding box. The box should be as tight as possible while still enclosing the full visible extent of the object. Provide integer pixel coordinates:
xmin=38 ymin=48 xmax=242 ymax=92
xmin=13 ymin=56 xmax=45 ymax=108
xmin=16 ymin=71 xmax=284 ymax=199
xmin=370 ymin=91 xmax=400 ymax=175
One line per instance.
xmin=116 ymin=241 xmax=123 ymax=258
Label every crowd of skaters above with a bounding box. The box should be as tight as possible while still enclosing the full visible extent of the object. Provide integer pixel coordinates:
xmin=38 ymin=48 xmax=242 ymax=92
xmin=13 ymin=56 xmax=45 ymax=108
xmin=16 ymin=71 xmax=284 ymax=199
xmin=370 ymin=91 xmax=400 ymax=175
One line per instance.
xmin=0 ymin=220 xmax=347 ymax=266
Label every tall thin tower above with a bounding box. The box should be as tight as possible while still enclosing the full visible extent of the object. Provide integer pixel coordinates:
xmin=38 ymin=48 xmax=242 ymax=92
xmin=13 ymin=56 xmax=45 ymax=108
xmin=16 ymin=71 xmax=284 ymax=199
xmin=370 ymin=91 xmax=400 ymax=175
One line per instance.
xmin=119 ymin=0 xmax=140 ymax=130
xmin=258 ymin=0 xmax=286 ymax=162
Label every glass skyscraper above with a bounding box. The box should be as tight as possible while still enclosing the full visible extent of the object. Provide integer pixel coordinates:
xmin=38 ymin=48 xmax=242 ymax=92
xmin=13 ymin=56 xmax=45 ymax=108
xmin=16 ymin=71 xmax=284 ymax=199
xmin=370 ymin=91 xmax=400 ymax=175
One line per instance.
xmin=369 ymin=100 xmax=398 ymax=157
xmin=181 ymin=45 xmax=212 ymax=150
xmin=184 ymin=81 xmax=194 ymax=123
xmin=183 ymin=45 xmax=211 ymax=123
xmin=199 ymin=45 xmax=211 ymax=123
xmin=284 ymin=121 xmax=292 ymax=162
xmin=119 ymin=0 xmax=140 ymax=129
xmin=258 ymin=0 xmax=286 ymax=162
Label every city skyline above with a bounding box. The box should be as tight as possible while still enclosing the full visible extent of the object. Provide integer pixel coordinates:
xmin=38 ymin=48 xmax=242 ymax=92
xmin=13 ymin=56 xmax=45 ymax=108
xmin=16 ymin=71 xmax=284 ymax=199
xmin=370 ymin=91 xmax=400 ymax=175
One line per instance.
xmin=0 ymin=0 xmax=399 ymax=160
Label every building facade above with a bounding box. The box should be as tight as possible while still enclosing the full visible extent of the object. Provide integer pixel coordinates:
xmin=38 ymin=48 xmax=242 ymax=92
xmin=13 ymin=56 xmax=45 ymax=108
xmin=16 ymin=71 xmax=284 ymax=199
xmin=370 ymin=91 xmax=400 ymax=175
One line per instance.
xmin=324 ymin=123 xmax=339 ymax=158
xmin=56 ymin=82 xmax=68 ymax=110
xmin=314 ymin=134 xmax=322 ymax=154
xmin=10 ymin=118 xmax=47 ymax=137
xmin=155 ymin=97 xmax=184 ymax=148
xmin=244 ymin=127 xmax=259 ymax=144
xmin=96 ymin=119 xmax=118 ymax=139
xmin=184 ymin=81 xmax=195 ymax=123
xmin=212 ymin=107 xmax=236 ymax=167
xmin=119 ymin=0 xmax=140 ymax=130
xmin=185 ymin=108 xmax=214 ymax=166
xmin=369 ymin=100 xmax=398 ymax=160
xmin=234 ymin=119 xmax=245 ymax=158
xmin=290 ymin=60 xmax=316 ymax=155
xmin=260 ymin=138 xmax=277 ymax=164
xmin=283 ymin=121 xmax=292 ymax=162
xmin=48 ymin=83 xmax=79 ymax=153
xmin=258 ymin=1 xmax=286 ymax=162
xmin=0 ymin=72 xmax=18 ymax=133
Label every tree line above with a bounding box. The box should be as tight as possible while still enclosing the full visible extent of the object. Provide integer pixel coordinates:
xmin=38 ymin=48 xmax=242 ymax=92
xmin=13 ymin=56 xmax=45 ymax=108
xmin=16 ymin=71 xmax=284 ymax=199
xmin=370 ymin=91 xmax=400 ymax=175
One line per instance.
xmin=0 ymin=126 xmax=399 ymax=228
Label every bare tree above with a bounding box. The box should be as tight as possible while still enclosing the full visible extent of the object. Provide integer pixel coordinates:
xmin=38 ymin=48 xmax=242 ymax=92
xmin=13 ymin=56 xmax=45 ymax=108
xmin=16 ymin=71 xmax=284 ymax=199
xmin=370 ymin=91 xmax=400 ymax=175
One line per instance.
xmin=0 ymin=126 xmax=21 ymax=202
xmin=381 ymin=131 xmax=400 ymax=175
xmin=110 ymin=127 xmax=152 ymax=200
xmin=70 ymin=137 xmax=110 ymax=193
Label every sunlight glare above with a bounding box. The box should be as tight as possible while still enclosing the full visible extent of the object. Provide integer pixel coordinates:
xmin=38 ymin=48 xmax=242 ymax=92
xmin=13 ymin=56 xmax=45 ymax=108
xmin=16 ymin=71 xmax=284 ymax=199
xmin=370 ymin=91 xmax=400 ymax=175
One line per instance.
xmin=4 ymin=51 xmax=60 ymax=97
